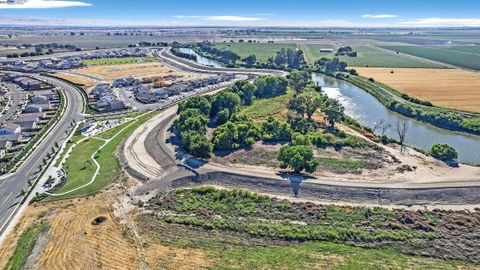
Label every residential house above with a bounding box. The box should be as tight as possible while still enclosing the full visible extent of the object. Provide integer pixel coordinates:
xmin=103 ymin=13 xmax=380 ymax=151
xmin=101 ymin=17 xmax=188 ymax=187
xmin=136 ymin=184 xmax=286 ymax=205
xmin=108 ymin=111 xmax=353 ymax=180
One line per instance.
xmin=0 ymin=140 xmax=12 ymax=150
xmin=0 ymin=123 xmax=21 ymax=134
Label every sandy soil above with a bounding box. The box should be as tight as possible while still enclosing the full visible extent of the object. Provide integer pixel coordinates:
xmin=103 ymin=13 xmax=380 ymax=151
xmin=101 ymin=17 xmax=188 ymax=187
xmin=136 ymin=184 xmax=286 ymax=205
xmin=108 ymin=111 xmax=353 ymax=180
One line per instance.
xmin=355 ymin=67 xmax=480 ymax=112
xmin=73 ymin=63 xmax=186 ymax=81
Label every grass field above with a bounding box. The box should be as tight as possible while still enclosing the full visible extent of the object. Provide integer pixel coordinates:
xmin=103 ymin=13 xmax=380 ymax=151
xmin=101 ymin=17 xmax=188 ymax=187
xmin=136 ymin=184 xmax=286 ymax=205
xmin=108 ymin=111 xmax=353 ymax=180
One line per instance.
xmin=355 ymin=67 xmax=480 ymax=112
xmin=49 ymin=111 xmax=157 ymax=200
xmin=380 ymin=45 xmax=480 ymax=70
xmin=303 ymin=44 xmax=442 ymax=68
xmin=4 ymin=224 xmax=49 ymax=270
xmin=213 ymin=42 xmax=296 ymax=63
xmin=237 ymin=89 xmax=293 ymax=122
xmin=83 ymin=57 xmax=158 ymax=66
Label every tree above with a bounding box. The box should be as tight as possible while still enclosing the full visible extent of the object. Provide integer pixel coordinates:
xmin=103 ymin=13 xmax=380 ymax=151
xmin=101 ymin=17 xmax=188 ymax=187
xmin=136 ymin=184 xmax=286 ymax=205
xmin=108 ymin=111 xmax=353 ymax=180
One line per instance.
xmin=211 ymin=91 xmax=241 ymax=120
xmin=261 ymin=117 xmax=292 ymax=141
xmin=430 ymin=144 xmax=458 ymax=161
xmin=213 ymin=122 xmax=239 ymax=150
xmin=395 ymin=121 xmax=408 ymax=152
xmin=217 ymin=108 xmax=230 ymax=125
xmin=322 ymin=99 xmax=344 ymax=129
xmin=289 ymin=91 xmax=324 ymax=119
xmin=278 ymin=145 xmax=319 ymax=173
xmin=178 ymin=96 xmax=211 ymax=116
xmin=232 ymin=80 xmax=256 ymax=105
xmin=288 ymin=70 xmax=310 ymax=93
xmin=254 ymin=76 xmax=288 ymax=98
xmin=182 ymin=132 xmax=213 ymax=158
xmin=244 ymin=54 xmax=257 ymax=68
xmin=174 ymin=109 xmax=209 ymax=134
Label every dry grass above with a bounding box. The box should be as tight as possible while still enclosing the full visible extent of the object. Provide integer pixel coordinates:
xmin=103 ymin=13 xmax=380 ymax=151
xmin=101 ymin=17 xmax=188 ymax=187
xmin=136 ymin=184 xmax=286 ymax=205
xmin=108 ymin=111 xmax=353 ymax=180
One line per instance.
xmin=355 ymin=67 xmax=480 ymax=112
xmin=54 ymin=72 xmax=99 ymax=88
xmin=74 ymin=62 xmax=181 ymax=80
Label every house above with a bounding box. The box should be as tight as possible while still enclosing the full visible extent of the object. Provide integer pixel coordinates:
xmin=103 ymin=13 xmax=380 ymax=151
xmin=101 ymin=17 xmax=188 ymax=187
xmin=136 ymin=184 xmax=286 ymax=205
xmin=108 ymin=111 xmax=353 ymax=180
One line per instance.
xmin=15 ymin=114 xmax=41 ymax=123
xmin=320 ymin=49 xmax=334 ymax=53
xmin=31 ymin=95 xmax=49 ymax=104
xmin=0 ymin=140 xmax=12 ymax=150
xmin=0 ymin=134 xmax=23 ymax=144
xmin=0 ymin=123 xmax=21 ymax=134
xmin=0 ymin=149 xmax=5 ymax=159
xmin=23 ymin=103 xmax=51 ymax=113
xmin=113 ymin=77 xmax=138 ymax=88
xmin=13 ymin=120 xmax=38 ymax=132
xmin=12 ymin=77 xmax=42 ymax=90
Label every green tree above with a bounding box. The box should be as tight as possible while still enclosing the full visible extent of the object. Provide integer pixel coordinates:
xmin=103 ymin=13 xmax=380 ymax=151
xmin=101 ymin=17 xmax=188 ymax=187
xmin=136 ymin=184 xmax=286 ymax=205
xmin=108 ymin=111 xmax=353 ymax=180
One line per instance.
xmin=278 ymin=145 xmax=319 ymax=173
xmin=244 ymin=54 xmax=257 ymax=68
xmin=174 ymin=109 xmax=209 ymax=134
xmin=262 ymin=117 xmax=292 ymax=142
xmin=254 ymin=76 xmax=288 ymax=98
xmin=289 ymin=91 xmax=324 ymax=119
xmin=430 ymin=144 xmax=458 ymax=161
xmin=288 ymin=70 xmax=310 ymax=94
xmin=182 ymin=131 xmax=213 ymax=158
xmin=322 ymin=99 xmax=344 ymax=129
xmin=213 ymin=122 xmax=239 ymax=150
xmin=178 ymin=96 xmax=211 ymax=116
xmin=217 ymin=108 xmax=230 ymax=125
xmin=232 ymin=80 xmax=256 ymax=105
xmin=211 ymin=91 xmax=241 ymax=119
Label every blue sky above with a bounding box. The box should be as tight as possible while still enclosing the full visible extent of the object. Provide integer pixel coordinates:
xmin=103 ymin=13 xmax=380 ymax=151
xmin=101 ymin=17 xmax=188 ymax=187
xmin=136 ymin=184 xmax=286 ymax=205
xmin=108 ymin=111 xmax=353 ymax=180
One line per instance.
xmin=0 ymin=0 xmax=479 ymax=27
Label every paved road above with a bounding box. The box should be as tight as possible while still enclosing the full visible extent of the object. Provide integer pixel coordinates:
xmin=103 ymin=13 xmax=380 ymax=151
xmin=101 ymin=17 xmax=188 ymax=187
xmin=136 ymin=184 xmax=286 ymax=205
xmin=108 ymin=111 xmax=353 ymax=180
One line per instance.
xmin=0 ymin=73 xmax=84 ymax=235
xmin=0 ymin=83 xmax=25 ymax=125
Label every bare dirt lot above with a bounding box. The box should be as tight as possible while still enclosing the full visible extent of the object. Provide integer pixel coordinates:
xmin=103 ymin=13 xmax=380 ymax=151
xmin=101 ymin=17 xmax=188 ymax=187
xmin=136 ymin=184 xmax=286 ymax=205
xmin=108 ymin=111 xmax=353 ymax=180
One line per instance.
xmin=355 ymin=67 xmax=480 ymax=112
xmin=55 ymin=72 xmax=100 ymax=88
xmin=73 ymin=62 xmax=185 ymax=81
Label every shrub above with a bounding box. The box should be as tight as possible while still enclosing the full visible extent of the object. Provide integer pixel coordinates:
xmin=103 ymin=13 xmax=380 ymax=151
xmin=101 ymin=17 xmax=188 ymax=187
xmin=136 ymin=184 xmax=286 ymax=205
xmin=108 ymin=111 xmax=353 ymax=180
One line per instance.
xmin=430 ymin=144 xmax=458 ymax=161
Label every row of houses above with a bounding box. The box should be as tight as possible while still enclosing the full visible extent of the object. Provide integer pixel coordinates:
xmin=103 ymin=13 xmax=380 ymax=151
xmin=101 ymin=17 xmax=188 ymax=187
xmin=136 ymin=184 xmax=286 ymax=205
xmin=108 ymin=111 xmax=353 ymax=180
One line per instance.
xmin=91 ymin=83 xmax=126 ymax=112
xmin=134 ymin=73 xmax=236 ymax=103
xmin=3 ymin=75 xmax=46 ymax=90
xmin=0 ymin=48 xmax=150 ymax=72
xmin=0 ymin=89 xmax=58 ymax=159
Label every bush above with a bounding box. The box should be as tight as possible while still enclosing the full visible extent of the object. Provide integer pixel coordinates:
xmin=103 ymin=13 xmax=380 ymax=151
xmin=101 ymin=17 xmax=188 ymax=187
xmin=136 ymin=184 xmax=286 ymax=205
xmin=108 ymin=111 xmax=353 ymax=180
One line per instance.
xmin=430 ymin=144 xmax=458 ymax=161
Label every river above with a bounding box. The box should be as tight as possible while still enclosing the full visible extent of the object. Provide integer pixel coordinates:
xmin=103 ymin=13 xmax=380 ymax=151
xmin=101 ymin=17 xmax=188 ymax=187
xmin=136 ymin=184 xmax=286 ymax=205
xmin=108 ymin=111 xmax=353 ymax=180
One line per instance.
xmin=179 ymin=47 xmax=480 ymax=164
xmin=312 ymin=73 xmax=480 ymax=165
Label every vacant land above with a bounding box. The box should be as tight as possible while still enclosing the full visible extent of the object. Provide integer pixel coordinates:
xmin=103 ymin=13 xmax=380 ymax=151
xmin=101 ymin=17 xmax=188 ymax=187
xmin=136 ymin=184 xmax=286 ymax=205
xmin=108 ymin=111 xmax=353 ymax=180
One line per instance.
xmin=356 ymin=67 xmax=480 ymax=112
xmin=303 ymin=44 xmax=442 ymax=68
xmin=380 ymin=45 xmax=480 ymax=70
xmin=237 ymin=90 xmax=293 ymax=122
xmin=213 ymin=42 xmax=296 ymax=63
xmin=54 ymin=72 xmax=99 ymax=87
xmin=74 ymin=62 xmax=179 ymax=80
xmin=83 ymin=57 xmax=158 ymax=66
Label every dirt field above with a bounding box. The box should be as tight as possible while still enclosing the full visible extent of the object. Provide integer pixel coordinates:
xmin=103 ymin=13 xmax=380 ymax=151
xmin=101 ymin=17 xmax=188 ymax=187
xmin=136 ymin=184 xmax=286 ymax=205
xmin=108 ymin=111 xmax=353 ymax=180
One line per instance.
xmin=55 ymin=72 xmax=100 ymax=88
xmin=73 ymin=62 xmax=185 ymax=81
xmin=355 ymin=67 xmax=480 ymax=112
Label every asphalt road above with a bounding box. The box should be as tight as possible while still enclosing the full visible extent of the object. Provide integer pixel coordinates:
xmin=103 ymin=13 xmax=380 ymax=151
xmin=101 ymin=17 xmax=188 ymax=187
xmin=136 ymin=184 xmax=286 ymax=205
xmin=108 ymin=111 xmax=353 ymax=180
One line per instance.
xmin=0 ymin=73 xmax=84 ymax=235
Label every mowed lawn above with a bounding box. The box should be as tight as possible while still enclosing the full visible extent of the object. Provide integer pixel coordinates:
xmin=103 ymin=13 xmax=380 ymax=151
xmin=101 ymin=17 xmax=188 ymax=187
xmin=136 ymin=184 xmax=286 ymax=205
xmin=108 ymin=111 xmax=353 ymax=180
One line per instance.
xmin=356 ymin=67 xmax=480 ymax=112
xmin=213 ymin=43 xmax=296 ymax=63
xmin=83 ymin=57 xmax=158 ymax=66
xmin=303 ymin=44 xmax=442 ymax=68
xmin=380 ymin=45 xmax=480 ymax=70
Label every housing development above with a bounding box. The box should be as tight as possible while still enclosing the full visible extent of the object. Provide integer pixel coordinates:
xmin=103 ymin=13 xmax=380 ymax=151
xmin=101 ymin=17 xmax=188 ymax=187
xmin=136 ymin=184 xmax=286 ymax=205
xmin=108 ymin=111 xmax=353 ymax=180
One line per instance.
xmin=0 ymin=0 xmax=480 ymax=269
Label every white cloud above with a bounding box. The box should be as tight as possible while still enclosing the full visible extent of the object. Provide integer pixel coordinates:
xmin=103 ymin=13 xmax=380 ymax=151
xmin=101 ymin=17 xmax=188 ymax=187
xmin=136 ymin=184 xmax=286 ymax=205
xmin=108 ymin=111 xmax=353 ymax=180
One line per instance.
xmin=362 ymin=14 xmax=398 ymax=19
xmin=0 ymin=0 xmax=91 ymax=9
xmin=172 ymin=15 xmax=266 ymax=21
xmin=400 ymin=18 xmax=480 ymax=27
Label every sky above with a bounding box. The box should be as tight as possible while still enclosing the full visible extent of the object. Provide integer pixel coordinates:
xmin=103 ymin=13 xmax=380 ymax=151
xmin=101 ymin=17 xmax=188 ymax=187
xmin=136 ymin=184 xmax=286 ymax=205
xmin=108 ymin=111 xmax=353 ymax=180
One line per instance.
xmin=0 ymin=0 xmax=479 ymax=27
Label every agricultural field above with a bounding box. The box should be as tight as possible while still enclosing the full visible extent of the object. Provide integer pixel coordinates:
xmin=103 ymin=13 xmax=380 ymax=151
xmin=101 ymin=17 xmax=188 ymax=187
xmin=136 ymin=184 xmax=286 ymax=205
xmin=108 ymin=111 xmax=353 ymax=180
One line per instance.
xmin=213 ymin=42 xmax=296 ymax=63
xmin=380 ymin=45 xmax=480 ymax=70
xmin=355 ymin=67 xmax=480 ymax=113
xmin=83 ymin=57 xmax=158 ymax=66
xmin=302 ymin=44 xmax=443 ymax=68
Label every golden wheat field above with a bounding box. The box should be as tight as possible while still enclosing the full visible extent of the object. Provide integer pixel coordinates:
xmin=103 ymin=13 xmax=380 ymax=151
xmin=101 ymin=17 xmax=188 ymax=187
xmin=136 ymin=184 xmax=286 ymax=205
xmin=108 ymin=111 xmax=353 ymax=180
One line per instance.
xmin=355 ymin=67 xmax=480 ymax=113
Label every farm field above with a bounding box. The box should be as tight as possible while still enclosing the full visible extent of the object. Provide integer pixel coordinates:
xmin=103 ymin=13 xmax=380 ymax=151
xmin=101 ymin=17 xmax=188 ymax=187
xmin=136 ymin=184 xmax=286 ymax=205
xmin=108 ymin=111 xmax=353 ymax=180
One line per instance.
xmin=83 ymin=57 xmax=158 ymax=66
xmin=54 ymin=72 xmax=99 ymax=87
xmin=355 ymin=67 xmax=480 ymax=112
xmin=380 ymin=45 xmax=480 ymax=70
xmin=213 ymin=42 xmax=296 ymax=63
xmin=302 ymin=44 xmax=442 ymax=68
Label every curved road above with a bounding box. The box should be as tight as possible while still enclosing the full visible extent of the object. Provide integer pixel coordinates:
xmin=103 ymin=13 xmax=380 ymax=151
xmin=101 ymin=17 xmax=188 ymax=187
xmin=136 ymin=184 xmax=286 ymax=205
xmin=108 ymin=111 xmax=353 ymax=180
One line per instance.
xmin=0 ymin=73 xmax=84 ymax=236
